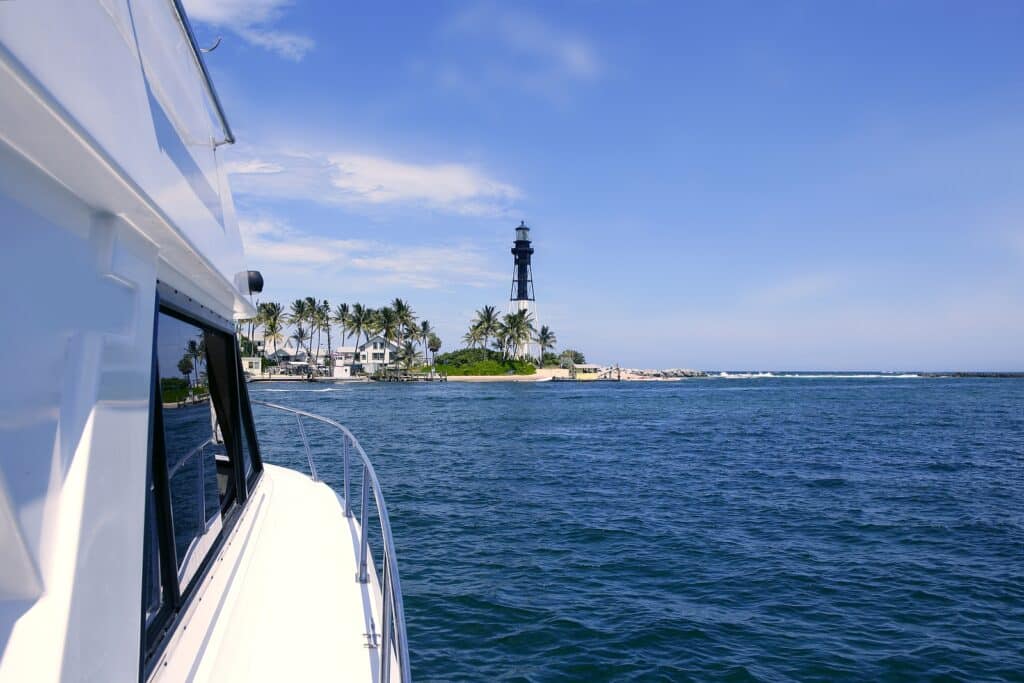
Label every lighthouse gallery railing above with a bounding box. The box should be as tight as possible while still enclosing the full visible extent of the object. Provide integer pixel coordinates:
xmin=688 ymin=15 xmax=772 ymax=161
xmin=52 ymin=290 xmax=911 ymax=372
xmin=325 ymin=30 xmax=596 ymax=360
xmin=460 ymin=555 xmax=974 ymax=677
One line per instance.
xmin=251 ymin=400 xmax=411 ymax=683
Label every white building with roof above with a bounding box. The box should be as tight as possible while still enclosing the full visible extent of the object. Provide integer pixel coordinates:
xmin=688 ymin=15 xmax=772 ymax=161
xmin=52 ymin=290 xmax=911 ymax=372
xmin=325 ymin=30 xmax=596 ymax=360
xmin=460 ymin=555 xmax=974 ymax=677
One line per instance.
xmin=345 ymin=335 xmax=400 ymax=374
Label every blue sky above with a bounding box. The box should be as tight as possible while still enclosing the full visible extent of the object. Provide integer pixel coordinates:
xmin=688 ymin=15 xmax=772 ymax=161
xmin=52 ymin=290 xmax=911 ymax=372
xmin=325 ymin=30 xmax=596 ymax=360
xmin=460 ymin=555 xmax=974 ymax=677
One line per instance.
xmin=184 ymin=0 xmax=1024 ymax=370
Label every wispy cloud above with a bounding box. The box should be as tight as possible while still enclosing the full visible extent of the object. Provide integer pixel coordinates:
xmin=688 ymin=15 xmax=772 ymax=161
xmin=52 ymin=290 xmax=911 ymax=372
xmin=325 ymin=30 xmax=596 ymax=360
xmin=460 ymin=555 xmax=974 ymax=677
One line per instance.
xmin=226 ymin=147 xmax=521 ymax=216
xmin=429 ymin=2 xmax=601 ymax=101
xmin=183 ymin=0 xmax=313 ymax=61
xmin=239 ymin=216 xmax=503 ymax=290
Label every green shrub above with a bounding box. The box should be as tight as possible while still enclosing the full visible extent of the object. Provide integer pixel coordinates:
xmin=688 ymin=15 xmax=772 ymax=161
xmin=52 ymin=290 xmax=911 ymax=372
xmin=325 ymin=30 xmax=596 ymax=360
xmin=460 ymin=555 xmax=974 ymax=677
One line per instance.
xmin=436 ymin=359 xmax=536 ymax=376
xmin=541 ymin=352 xmax=560 ymax=367
xmin=433 ymin=347 xmax=503 ymax=367
xmin=159 ymin=378 xmax=208 ymax=403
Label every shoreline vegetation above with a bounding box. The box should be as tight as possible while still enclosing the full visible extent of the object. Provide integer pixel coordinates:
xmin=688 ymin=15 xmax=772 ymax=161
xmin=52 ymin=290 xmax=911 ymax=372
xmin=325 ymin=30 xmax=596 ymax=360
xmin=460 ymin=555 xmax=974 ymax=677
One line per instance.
xmin=237 ymin=297 xmax=607 ymax=379
xmin=235 ymin=299 xmax=1023 ymax=383
xmin=433 ymin=348 xmax=535 ymax=376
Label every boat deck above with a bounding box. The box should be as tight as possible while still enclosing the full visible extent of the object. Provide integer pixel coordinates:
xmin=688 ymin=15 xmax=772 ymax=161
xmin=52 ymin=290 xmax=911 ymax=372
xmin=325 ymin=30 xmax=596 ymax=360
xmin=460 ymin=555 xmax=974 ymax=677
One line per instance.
xmin=151 ymin=465 xmax=390 ymax=682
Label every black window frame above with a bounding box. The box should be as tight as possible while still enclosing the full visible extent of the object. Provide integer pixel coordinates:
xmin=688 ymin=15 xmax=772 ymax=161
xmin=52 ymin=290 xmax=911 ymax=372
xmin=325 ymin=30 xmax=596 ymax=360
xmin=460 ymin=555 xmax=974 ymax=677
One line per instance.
xmin=139 ymin=291 xmax=264 ymax=679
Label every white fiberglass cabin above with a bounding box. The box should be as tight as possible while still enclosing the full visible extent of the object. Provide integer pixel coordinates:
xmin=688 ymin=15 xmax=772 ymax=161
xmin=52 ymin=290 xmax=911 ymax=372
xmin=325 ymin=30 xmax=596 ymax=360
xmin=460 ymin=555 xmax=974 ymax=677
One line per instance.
xmin=0 ymin=2 xmax=409 ymax=681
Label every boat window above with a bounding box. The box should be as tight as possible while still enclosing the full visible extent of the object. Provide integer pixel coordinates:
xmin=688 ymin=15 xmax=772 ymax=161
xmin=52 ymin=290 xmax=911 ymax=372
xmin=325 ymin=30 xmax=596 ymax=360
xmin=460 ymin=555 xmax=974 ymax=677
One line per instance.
xmin=141 ymin=482 xmax=162 ymax=628
xmin=142 ymin=302 xmax=264 ymax=673
xmin=156 ymin=313 xmax=225 ymax=589
xmin=236 ymin=369 xmax=261 ymax=485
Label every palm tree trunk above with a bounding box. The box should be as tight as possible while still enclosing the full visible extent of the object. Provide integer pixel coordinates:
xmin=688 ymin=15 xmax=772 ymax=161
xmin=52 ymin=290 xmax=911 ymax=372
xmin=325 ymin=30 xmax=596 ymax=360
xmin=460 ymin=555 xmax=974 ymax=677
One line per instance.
xmin=316 ymin=326 xmax=321 ymax=371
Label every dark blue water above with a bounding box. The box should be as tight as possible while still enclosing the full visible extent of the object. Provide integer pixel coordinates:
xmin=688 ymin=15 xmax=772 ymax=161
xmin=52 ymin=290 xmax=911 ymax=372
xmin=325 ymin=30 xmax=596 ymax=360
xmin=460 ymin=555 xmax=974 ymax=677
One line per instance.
xmin=250 ymin=378 xmax=1024 ymax=682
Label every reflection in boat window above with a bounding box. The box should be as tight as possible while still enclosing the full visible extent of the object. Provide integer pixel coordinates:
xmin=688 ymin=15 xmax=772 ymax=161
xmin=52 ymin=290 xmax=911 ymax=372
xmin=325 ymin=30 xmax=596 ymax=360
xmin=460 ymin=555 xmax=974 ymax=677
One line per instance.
xmin=141 ymin=482 xmax=162 ymax=628
xmin=142 ymin=302 xmax=263 ymax=667
xmin=155 ymin=312 xmax=223 ymax=589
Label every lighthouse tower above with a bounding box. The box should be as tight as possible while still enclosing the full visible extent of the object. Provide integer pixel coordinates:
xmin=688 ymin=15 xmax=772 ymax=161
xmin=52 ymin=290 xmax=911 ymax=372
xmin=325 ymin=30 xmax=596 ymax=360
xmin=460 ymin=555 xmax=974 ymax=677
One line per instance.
xmin=509 ymin=221 xmax=539 ymax=360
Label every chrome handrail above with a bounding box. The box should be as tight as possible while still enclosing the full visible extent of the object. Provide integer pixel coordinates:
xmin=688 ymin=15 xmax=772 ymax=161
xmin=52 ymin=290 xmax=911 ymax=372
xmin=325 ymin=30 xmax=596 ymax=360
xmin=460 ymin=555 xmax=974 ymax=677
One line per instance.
xmin=251 ymin=400 xmax=411 ymax=683
xmin=170 ymin=0 xmax=236 ymax=146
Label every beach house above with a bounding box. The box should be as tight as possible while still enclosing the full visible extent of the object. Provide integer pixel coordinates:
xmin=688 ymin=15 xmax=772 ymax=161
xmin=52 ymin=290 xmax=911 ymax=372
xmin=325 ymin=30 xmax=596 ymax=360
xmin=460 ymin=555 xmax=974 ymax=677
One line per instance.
xmin=571 ymin=363 xmax=606 ymax=380
xmin=353 ymin=335 xmax=400 ymax=374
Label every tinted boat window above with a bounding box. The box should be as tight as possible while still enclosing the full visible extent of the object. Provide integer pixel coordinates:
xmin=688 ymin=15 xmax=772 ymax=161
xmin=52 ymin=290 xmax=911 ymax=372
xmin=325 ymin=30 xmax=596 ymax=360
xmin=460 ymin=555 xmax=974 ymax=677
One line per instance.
xmin=143 ymin=301 xmax=263 ymax=673
xmin=237 ymin=375 xmax=260 ymax=484
xmin=141 ymin=483 xmax=162 ymax=627
xmin=156 ymin=312 xmax=223 ymax=588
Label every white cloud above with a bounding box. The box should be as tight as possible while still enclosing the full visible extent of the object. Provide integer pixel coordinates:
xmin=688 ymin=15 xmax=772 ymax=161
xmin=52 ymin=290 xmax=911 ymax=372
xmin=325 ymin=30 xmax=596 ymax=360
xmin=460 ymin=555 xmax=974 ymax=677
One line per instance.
xmin=447 ymin=3 xmax=600 ymax=80
xmin=227 ymin=148 xmax=521 ymax=216
xmin=239 ymin=216 xmax=502 ymax=290
xmin=432 ymin=2 xmax=600 ymax=101
xmin=183 ymin=0 xmax=313 ymax=61
xmin=328 ymin=154 xmax=520 ymax=210
xmin=224 ymin=159 xmax=284 ymax=175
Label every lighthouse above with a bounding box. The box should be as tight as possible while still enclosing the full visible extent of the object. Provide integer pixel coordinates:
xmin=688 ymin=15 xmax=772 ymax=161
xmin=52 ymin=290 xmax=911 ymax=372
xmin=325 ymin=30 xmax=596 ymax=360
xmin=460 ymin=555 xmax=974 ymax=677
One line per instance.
xmin=509 ymin=221 xmax=539 ymax=360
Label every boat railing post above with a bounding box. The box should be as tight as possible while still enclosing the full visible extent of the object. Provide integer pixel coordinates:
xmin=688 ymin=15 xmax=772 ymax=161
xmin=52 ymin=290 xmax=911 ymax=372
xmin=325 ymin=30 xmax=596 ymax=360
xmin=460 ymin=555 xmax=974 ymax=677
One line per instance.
xmin=380 ymin=553 xmax=393 ymax=683
xmin=295 ymin=413 xmax=317 ymax=481
xmin=343 ymin=435 xmax=352 ymax=517
xmin=197 ymin=444 xmax=206 ymax=525
xmin=357 ymin=464 xmax=370 ymax=583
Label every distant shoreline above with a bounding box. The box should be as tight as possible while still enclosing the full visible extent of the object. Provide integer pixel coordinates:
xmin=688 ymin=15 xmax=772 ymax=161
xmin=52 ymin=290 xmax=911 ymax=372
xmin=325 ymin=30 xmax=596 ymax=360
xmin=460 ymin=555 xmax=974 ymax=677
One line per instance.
xmin=917 ymin=372 xmax=1024 ymax=379
xmin=245 ymin=371 xmax=1024 ymax=385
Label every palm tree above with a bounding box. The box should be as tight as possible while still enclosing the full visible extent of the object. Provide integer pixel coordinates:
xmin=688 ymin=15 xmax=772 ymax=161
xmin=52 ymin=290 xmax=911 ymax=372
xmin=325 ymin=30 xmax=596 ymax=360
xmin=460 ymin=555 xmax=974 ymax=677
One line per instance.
xmin=238 ymin=311 xmax=256 ymax=353
xmin=391 ymin=298 xmax=416 ymax=344
xmin=473 ymin=305 xmax=499 ymax=349
xmin=535 ymin=325 xmax=557 ymax=364
xmin=503 ymin=313 xmax=519 ymax=358
xmin=377 ymin=307 xmax=400 ymax=358
xmin=313 ymin=299 xmax=330 ymax=370
xmin=417 ymin=320 xmax=433 ymax=360
xmin=186 ymin=337 xmax=204 ymax=388
xmin=291 ymin=326 xmax=310 ymax=363
xmin=303 ymin=296 xmax=318 ymax=358
xmin=333 ymin=302 xmax=351 ymax=347
xmin=260 ymin=302 xmax=284 ymax=357
xmin=348 ymin=303 xmax=371 ymax=367
xmin=288 ymin=298 xmax=307 ymax=327
xmin=500 ymin=310 xmax=535 ymax=359
xmin=492 ymin=318 xmax=509 ymax=358
xmin=253 ymin=303 xmax=266 ymax=355
xmin=368 ymin=309 xmax=385 ymax=337
xmin=463 ymin=326 xmax=483 ymax=349
xmin=522 ymin=312 xmax=537 ymax=359
xmin=287 ymin=298 xmax=309 ymax=353
xmin=428 ymin=333 xmax=442 ymax=369
xmin=263 ymin=318 xmax=283 ymax=365
xmin=177 ymin=355 xmax=193 ymax=382
xmin=397 ymin=340 xmax=421 ymax=370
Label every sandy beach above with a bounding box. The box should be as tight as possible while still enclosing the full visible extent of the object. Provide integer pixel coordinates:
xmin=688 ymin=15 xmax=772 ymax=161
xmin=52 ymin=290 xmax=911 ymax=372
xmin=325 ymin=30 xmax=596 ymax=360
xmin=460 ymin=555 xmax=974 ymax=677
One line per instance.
xmin=446 ymin=368 xmax=567 ymax=382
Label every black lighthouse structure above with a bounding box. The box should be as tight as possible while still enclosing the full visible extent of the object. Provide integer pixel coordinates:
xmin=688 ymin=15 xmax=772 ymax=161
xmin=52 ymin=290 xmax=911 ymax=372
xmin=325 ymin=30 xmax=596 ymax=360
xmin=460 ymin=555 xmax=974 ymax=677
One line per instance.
xmin=508 ymin=221 xmax=539 ymax=359
xmin=510 ymin=221 xmax=535 ymax=303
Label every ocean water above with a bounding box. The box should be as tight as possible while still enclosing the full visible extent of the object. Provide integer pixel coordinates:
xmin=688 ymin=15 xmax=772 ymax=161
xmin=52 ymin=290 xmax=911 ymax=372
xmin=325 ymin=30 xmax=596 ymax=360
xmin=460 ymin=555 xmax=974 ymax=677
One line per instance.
xmin=250 ymin=378 xmax=1024 ymax=682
